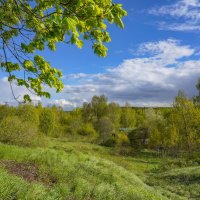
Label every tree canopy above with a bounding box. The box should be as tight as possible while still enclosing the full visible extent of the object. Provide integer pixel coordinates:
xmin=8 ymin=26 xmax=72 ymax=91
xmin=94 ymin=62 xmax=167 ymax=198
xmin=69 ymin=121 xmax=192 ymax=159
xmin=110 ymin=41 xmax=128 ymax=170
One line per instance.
xmin=0 ymin=0 xmax=127 ymax=102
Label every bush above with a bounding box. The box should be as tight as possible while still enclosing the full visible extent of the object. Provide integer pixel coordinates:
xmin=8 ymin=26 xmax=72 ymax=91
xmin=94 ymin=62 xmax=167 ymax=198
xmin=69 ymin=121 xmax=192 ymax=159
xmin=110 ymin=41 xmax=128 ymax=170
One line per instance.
xmin=78 ymin=123 xmax=97 ymax=136
xmin=39 ymin=108 xmax=55 ymax=135
xmin=0 ymin=105 xmax=16 ymax=122
xmin=116 ymin=133 xmax=130 ymax=146
xmin=0 ymin=116 xmax=45 ymax=147
xmin=102 ymin=138 xmax=117 ymax=147
xmin=96 ymin=117 xmax=114 ymax=142
xmin=16 ymin=104 xmax=39 ymax=125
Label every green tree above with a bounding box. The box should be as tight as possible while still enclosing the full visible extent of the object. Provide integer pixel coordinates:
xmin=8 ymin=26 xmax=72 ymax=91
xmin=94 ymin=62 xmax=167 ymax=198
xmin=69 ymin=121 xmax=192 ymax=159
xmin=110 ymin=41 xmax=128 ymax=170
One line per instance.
xmin=91 ymin=95 xmax=108 ymax=120
xmin=97 ymin=116 xmax=114 ymax=143
xmin=82 ymin=102 xmax=93 ymax=122
xmin=64 ymin=108 xmax=83 ymax=135
xmin=173 ymin=90 xmax=200 ymax=153
xmin=107 ymin=102 xmax=121 ymax=129
xmin=82 ymin=95 xmax=108 ymax=123
xmin=0 ymin=105 xmax=16 ymax=122
xmin=120 ymin=103 xmax=136 ymax=128
xmin=0 ymin=116 xmax=42 ymax=147
xmin=145 ymin=108 xmax=164 ymax=148
xmin=39 ymin=108 xmax=55 ymax=135
xmin=0 ymin=0 xmax=127 ymax=102
xmin=16 ymin=104 xmax=39 ymax=125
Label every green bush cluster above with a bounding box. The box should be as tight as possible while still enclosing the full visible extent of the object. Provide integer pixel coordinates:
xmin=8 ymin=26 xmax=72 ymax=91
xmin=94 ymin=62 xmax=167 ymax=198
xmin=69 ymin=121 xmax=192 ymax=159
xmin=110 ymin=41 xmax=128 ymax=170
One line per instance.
xmin=0 ymin=116 xmax=45 ymax=147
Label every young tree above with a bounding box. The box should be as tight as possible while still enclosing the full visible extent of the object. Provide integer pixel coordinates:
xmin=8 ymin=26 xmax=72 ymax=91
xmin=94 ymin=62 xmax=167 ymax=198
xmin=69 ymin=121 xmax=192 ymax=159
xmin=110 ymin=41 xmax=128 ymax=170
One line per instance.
xmin=145 ymin=108 xmax=165 ymax=150
xmin=120 ymin=103 xmax=136 ymax=128
xmin=0 ymin=104 xmax=16 ymax=122
xmin=91 ymin=95 xmax=108 ymax=120
xmin=82 ymin=102 xmax=93 ymax=123
xmin=107 ymin=102 xmax=121 ymax=129
xmin=173 ymin=90 xmax=200 ymax=153
xmin=97 ymin=117 xmax=114 ymax=143
xmin=0 ymin=0 xmax=127 ymax=102
xmin=16 ymin=104 xmax=39 ymax=125
xmin=39 ymin=108 xmax=55 ymax=135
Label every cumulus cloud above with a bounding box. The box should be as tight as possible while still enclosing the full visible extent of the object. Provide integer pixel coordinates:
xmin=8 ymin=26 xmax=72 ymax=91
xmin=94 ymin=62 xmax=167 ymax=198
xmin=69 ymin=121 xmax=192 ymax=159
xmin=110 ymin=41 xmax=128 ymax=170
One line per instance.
xmin=62 ymin=39 xmax=200 ymax=107
xmin=49 ymin=99 xmax=77 ymax=110
xmin=138 ymin=39 xmax=194 ymax=64
xmin=149 ymin=0 xmax=200 ymax=32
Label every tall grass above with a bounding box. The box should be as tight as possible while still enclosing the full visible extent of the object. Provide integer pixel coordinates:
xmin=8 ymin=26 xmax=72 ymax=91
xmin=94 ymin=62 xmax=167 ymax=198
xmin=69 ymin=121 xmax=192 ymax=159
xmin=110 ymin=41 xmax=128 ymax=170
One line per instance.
xmin=0 ymin=142 xmax=166 ymax=200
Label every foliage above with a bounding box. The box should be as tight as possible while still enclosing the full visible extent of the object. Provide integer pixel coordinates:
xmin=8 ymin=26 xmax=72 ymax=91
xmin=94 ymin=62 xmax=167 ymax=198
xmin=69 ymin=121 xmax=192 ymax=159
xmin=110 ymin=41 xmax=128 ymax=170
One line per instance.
xmin=83 ymin=95 xmax=108 ymax=122
xmin=96 ymin=116 xmax=115 ymax=142
xmin=102 ymin=137 xmax=117 ymax=147
xmin=128 ymin=128 xmax=148 ymax=149
xmin=0 ymin=116 xmax=44 ymax=147
xmin=120 ymin=103 xmax=136 ymax=128
xmin=0 ymin=0 xmax=127 ymax=102
xmin=16 ymin=104 xmax=39 ymax=125
xmin=65 ymin=109 xmax=83 ymax=136
xmin=172 ymin=90 xmax=200 ymax=152
xmin=116 ymin=132 xmax=130 ymax=146
xmin=78 ymin=123 xmax=97 ymax=137
xmin=39 ymin=108 xmax=55 ymax=135
xmin=107 ymin=102 xmax=121 ymax=128
xmin=0 ymin=105 xmax=16 ymax=122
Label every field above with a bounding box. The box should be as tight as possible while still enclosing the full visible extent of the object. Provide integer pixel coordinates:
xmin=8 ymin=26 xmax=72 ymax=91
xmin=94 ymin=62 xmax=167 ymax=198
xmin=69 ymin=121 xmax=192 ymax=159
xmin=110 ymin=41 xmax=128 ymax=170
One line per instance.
xmin=0 ymin=138 xmax=199 ymax=200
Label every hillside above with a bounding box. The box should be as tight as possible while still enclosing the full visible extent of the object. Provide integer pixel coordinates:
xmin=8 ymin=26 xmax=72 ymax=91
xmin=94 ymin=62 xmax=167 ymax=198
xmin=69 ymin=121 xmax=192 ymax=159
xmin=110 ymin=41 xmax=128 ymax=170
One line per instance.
xmin=0 ymin=139 xmax=199 ymax=200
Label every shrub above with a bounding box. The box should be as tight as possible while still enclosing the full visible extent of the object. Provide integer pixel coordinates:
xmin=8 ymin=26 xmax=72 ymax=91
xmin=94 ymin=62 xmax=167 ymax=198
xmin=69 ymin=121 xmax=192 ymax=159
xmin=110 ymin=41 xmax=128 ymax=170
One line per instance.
xmin=0 ymin=105 xmax=16 ymax=122
xmin=102 ymin=138 xmax=117 ymax=147
xmin=0 ymin=116 xmax=45 ymax=147
xmin=78 ymin=123 xmax=97 ymax=136
xmin=16 ymin=104 xmax=39 ymax=125
xmin=96 ymin=117 xmax=114 ymax=142
xmin=39 ymin=108 xmax=55 ymax=135
xmin=116 ymin=133 xmax=130 ymax=146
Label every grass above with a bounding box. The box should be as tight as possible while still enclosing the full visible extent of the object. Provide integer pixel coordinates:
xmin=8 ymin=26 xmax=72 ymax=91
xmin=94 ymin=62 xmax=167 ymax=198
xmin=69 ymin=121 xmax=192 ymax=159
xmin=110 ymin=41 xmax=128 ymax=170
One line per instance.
xmin=0 ymin=139 xmax=199 ymax=199
xmin=145 ymin=166 xmax=200 ymax=199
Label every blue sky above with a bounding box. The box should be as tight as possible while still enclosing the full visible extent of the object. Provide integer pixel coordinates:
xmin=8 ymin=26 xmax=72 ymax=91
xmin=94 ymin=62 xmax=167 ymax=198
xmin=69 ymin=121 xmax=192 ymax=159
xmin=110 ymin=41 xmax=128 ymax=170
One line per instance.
xmin=1 ymin=0 xmax=200 ymax=109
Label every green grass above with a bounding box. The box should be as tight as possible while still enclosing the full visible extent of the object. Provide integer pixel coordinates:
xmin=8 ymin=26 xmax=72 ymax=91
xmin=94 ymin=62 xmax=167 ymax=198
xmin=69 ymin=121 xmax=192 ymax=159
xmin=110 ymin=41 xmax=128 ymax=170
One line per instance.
xmin=0 ymin=139 xmax=199 ymax=199
xmin=145 ymin=166 xmax=200 ymax=200
xmin=49 ymin=139 xmax=200 ymax=199
xmin=0 ymin=141 xmax=166 ymax=200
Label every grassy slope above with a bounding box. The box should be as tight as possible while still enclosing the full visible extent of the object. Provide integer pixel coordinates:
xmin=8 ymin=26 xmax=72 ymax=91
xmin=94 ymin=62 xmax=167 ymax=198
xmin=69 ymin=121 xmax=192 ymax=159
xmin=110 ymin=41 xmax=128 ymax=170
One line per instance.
xmin=50 ymin=139 xmax=200 ymax=200
xmin=0 ymin=139 xmax=199 ymax=200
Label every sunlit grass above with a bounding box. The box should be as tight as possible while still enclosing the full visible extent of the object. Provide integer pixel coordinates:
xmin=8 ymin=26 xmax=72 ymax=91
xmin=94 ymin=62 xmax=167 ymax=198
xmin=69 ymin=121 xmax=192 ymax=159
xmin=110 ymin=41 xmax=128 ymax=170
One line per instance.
xmin=0 ymin=141 xmax=167 ymax=200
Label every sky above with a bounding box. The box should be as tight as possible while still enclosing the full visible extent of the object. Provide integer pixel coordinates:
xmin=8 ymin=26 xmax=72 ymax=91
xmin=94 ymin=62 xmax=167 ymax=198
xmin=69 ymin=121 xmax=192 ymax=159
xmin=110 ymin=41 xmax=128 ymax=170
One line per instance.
xmin=1 ymin=0 xmax=200 ymax=109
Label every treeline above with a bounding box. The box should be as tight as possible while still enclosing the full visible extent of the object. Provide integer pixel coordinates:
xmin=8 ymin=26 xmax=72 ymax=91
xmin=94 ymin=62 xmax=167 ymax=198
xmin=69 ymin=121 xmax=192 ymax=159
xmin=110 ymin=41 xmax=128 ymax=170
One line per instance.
xmin=0 ymin=91 xmax=199 ymax=156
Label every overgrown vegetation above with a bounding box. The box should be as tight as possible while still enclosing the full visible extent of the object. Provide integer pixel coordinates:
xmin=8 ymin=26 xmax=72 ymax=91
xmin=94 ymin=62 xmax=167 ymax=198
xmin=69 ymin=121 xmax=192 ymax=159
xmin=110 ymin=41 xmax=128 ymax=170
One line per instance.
xmin=0 ymin=88 xmax=199 ymax=199
xmin=1 ymin=89 xmax=199 ymax=155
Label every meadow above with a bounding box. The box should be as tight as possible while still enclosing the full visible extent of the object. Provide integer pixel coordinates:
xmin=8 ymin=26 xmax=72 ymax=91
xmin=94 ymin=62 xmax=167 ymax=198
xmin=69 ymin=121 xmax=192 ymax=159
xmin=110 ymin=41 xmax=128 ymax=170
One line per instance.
xmin=0 ymin=93 xmax=199 ymax=199
xmin=1 ymin=1 xmax=200 ymax=199
xmin=0 ymin=138 xmax=199 ymax=200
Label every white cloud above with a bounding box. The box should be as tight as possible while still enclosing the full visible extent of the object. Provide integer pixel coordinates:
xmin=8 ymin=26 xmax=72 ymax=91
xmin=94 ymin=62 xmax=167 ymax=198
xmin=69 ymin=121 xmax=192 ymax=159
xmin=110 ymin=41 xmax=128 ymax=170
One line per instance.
xmin=50 ymin=99 xmax=77 ymax=109
xmin=62 ymin=39 xmax=200 ymax=107
xmin=158 ymin=21 xmax=200 ymax=31
xmin=149 ymin=0 xmax=200 ymax=31
xmin=138 ymin=39 xmax=194 ymax=64
xmin=0 ymin=77 xmax=41 ymax=105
